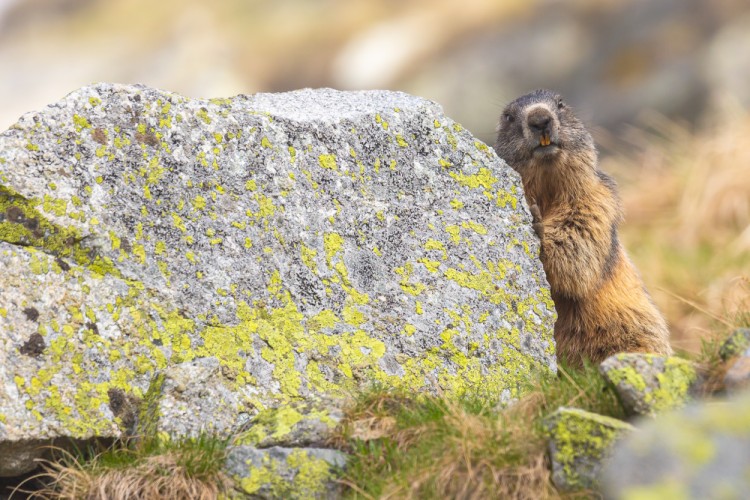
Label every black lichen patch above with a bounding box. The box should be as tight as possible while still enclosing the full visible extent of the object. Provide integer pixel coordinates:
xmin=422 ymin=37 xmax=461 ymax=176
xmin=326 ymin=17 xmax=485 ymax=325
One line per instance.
xmin=120 ymin=237 xmax=132 ymax=253
xmin=4 ymin=203 xmax=41 ymax=236
xmin=107 ymin=388 xmax=141 ymax=434
xmin=85 ymin=321 xmax=99 ymax=336
xmin=107 ymin=388 xmax=128 ymax=415
xmin=5 ymin=205 xmax=25 ymax=223
xmin=19 ymin=332 xmax=46 ymax=357
xmin=55 ymin=257 xmax=71 ymax=271
xmin=22 ymin=216 xmax=39 ymax=231
xmin=23 ymin=306 xmax=40 ymax=322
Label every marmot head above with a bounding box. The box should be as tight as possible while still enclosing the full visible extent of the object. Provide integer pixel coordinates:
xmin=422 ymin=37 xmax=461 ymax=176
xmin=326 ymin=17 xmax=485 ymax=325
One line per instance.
xmin=494 ymin=89 xmax=596 ymax=177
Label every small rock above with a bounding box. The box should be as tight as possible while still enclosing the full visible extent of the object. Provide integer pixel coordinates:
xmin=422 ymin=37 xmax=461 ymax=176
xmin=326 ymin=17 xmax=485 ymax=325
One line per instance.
xmin=599 ymin=353 xmax=699 ymax=417
xmin=601 ymin=390 xmax=750 ymax=499
xmin=724 ymin=348 xmax=750 ymax=393
xmin=224 ymin=445 xmax=347 ymax=499
xmin=234 ymin=398 xmax=344 ymax=448
xmin=719 ymin=328 xmax=750 ymax=361
xmin=144 ymin=357 xmax=244 ymax=439
xmin=0 ymin=439 xmax=49 ymax=477
xmin=545 ymin=407 xmax=634 ymax=492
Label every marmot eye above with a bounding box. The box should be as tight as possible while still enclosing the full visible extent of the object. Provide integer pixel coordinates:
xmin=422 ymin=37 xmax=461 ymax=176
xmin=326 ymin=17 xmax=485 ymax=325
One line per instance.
xmin=557 ymin=99 xmax=565 ymax=109
xmin=504 ymin=113 xmax=514 ymax=123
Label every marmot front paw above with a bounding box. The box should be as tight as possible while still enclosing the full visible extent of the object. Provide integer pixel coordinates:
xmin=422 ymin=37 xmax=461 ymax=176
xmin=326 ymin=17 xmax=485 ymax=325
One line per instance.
xmin=530 ymin=202 xmax=544 ymax=239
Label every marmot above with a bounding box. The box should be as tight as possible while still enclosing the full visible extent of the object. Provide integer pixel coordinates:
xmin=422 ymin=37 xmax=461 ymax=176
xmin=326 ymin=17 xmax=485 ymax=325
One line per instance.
xmin=494 ymin=89 xmax=671 ymax=366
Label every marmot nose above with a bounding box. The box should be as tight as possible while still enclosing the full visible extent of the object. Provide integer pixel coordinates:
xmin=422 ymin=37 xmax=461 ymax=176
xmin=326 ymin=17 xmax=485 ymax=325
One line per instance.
xmin=527 ymin=111 xmax=552 ymax=133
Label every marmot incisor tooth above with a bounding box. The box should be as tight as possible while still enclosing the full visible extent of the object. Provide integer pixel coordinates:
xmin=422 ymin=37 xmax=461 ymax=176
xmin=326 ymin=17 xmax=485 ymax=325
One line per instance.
xmin=494 ymin=89 xmax=671 ymax=366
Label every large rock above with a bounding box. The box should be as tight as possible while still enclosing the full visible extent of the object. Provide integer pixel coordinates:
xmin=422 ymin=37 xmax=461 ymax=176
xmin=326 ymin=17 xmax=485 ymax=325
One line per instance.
xmin=0 ymin=84 xmax=555 ymax=476
xmin=602 ymin=390 xmax=750 ymax=499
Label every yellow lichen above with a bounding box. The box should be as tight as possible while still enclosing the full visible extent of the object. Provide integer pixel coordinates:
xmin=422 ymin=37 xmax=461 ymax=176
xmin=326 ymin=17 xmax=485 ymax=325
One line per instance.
xmin=318 ymin=154 xmax=337 ymax=170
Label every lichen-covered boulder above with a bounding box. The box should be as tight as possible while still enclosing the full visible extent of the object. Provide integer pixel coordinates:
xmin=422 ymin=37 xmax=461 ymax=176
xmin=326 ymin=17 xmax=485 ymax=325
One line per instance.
xmin=545 ymin=407 xmax=634 ymax=492
xmin=602 ymin=390 xmax=750 ymax=499
xmin=0 ymin=83 xmax=555 ymax=475
xmin=224 ymin=445 xmax=347 ymax=499
xmin=599 ymin=353 xmax=699 ymax=417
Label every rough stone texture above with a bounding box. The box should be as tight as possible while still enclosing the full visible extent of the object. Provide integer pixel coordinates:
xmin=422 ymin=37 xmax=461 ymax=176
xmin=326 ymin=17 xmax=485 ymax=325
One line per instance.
xmin=545 ymin=407 xmax=634 ymax=492
xmin=0 ymin=83 xmax=556 ymax=476
xmin=148 ymin=357 xmax=245 ymax=439
xmin=0 ymin=240 xmax=154 ymax=475
xmin=234 ymin=398 xmax=344 ymax=449
xmin=720 ymin=330 xmax=750 ymax=393
xmin=719 ymin=327 xmax=750 ymax=361
xmin=224 ymin=445 xmax=347 ymax=499
xmin=602 ymin=390 xmax=750 ymax=499
xmin=0 ymin=439 xmax=51 ymax=477
xmin=599 ymin=353 xmax=699 ymax=417
xmin=724 ymin=348 xmax=750 ymax=393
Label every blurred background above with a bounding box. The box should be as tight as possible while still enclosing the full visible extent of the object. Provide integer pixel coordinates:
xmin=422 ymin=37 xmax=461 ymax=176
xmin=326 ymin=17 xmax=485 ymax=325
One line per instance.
xmin=1 ymin=0 xmax=749 ymax=353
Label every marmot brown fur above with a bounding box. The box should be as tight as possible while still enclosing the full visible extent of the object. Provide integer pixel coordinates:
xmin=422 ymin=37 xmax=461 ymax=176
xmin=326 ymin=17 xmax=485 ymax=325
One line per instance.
xmin=494 ymin=89 xmax=671 ymax=366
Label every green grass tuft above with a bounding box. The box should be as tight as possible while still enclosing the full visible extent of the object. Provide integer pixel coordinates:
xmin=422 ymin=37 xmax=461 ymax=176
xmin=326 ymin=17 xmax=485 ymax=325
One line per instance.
xmin=21 ymin=434 xmax=232 ymax=500
xmin=334 ymin=363 xmax=624 ymax=499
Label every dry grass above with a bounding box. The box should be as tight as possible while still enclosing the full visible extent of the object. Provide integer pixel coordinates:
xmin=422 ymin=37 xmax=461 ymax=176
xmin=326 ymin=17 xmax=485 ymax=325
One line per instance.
xmin=337 ymin=392 xmax=554 ymax=500
xmin=336 ymin=363 xmax=621 ymax=499
xmin=398 ymin=404 xmax=552 ymax=500
xmin=598 ymin=104 xmax=750 ymax=353
xmin=19 ymin=437 xmax=232 ymax=500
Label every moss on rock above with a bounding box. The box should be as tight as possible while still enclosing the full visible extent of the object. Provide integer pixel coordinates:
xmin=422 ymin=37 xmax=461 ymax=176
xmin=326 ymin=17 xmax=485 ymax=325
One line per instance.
xmin=719 ymin=328 xmax=750 ymax=361
xmin=600 ymin=353 xmax=700 ymax=417
xmin=545 ymin=407 xmax=634 ymax=491
xmin=234 ymin=399 xmax=343 ymax=448
xmin=225 ymin=446 xmax=347 ymax=499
